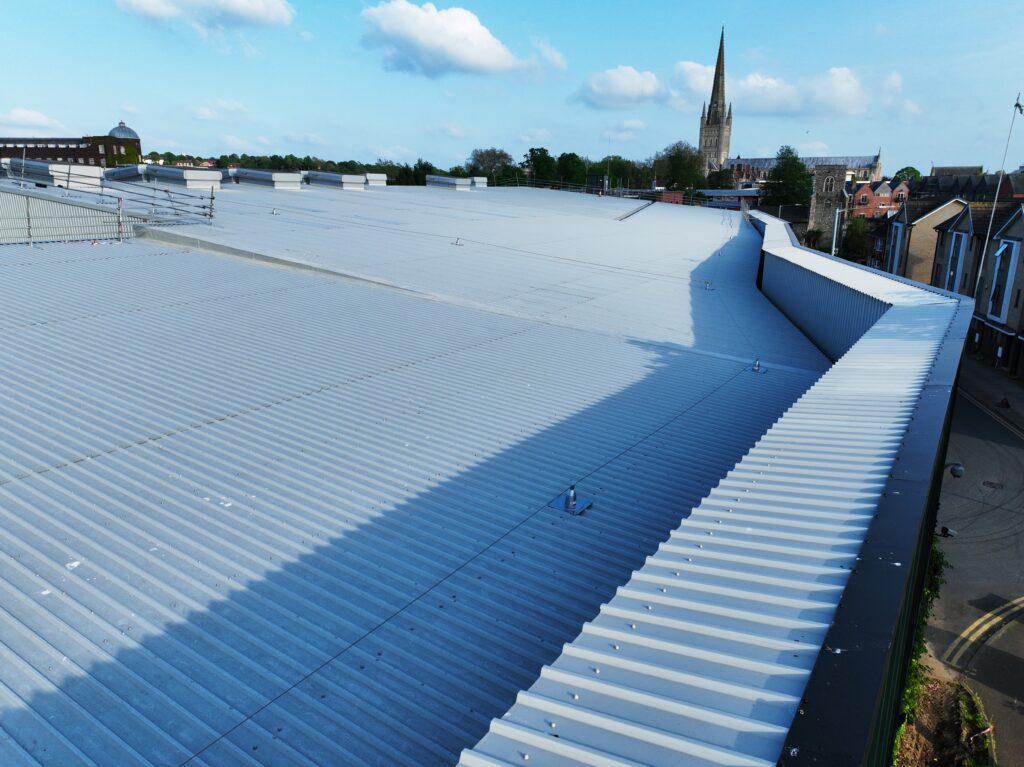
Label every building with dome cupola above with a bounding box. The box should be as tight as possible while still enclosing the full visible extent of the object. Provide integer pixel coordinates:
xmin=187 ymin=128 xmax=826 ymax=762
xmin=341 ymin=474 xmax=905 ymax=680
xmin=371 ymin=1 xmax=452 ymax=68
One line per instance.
xmin=0 ymin=119 xmax=142 ymax=167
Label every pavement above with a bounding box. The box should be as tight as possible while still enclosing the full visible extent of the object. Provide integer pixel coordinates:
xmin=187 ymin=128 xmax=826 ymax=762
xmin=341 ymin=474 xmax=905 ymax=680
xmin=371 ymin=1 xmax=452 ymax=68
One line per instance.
xmin=926 ymin=358 xmax=1024 ymax=766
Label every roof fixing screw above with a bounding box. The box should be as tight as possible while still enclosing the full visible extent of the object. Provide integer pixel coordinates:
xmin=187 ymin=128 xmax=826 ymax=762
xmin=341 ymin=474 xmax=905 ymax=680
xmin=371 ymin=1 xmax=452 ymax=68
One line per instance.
xmin=753 ymin=358 xmax=761 ymax=372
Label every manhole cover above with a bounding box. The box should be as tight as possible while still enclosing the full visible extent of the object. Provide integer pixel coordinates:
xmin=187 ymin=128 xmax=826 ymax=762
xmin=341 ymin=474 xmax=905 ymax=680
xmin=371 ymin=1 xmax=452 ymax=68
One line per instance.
xmin=982 ymin=480 xmax=1004 ymax=490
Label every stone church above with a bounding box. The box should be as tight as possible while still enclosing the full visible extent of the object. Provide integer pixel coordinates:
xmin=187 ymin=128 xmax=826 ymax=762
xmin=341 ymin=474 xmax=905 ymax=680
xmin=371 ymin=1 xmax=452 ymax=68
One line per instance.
xmin=698 ymin=29 xmax=732 ymax=173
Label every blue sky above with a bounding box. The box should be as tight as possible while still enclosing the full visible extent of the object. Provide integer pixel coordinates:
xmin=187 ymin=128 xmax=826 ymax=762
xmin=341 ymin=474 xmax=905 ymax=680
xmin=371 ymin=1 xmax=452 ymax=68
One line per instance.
xmin=2 ymin=0 xmax=1022 ymax=174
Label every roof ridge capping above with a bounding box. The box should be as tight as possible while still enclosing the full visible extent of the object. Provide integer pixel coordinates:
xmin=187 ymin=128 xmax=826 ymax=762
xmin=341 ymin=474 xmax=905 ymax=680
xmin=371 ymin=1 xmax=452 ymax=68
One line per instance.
xmin=460 ymin=212 xmax=972 ymax=767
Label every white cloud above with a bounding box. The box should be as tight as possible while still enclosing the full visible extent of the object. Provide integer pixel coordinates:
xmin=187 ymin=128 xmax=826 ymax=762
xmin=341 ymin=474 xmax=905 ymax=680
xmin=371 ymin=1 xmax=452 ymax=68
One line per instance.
xmin=298 ymin=29 xmax=313 ymax=41
xmin=121 ymin=104 xmax=139 ymax=114
xmin=578 ymin=65 xmax=666 ymax=109
xmin=674 ymin=60 xmax=871 ymax=116
xmin=116 ymin=0 xmax=295 ymax=26
xmin=734 ymin=71 xmax=801 ymax=114
xmin=602 ymin=118 xmax=646 ymax=141
xmin=675 ymin=60 xmax=799 ymax=115
xmin=518 ymin=128 xmax=551 ymax=143
xmin=442 ymin=122 xmax=464 ymax=139
xmin=373 ymin=144 xmax=417 ymax=161
xmin=532 ymin=39 xmax=566 ymax=70
xmin=361 ymin=0 xmax=525 ymax=77
xmin=283 ymin=131 xmax=326 ymax=146
xmin=880 ymin=70 xmax=921 ymax=118
xmin=882 ymin=71 xmax=902 ymax=95
xmin=797 ymin=140 xmax=830 ymax=155
xmin=807 ymin=67 xmax=868 ymax=116
xmin=674 ymin=61 xmax=714 ymax=95
xmin=0 ymin=108 xmax=62 ymax=129
xmin=192 ymin=97 xmax=245 ymax=120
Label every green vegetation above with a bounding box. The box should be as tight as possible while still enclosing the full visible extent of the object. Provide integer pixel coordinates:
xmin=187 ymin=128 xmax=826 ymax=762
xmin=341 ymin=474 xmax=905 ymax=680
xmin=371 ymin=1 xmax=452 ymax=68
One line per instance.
xmin=705 ymin=167 xmax=734 ymax=189
xmin=958 ymin=688 xmax=995 ymax=766
xmin=841 ymin=216 xmax=871 ymax=263
xmin=892 ymin=166 xmax=922 ymax=184
xmin=760 ymin=145 xmax=811 ymax=206
xmin=142 ymin=140 xmax=710 ymax=191
xmin=803 ymin=227 xmax=824 ymax=251
xmin=902 ymin=537 xmax=947 ymax=718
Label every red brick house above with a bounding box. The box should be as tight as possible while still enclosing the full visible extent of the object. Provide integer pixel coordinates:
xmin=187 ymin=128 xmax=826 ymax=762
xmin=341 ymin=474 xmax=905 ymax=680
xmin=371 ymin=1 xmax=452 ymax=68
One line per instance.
xmin=847 ymin=179 xmax=909 ymax=219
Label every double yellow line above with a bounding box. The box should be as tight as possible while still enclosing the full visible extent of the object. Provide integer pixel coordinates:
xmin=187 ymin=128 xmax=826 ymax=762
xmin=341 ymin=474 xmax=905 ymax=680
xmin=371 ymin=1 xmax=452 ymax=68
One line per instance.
xmin=943 ymin=595 xmax=1024 ymax=668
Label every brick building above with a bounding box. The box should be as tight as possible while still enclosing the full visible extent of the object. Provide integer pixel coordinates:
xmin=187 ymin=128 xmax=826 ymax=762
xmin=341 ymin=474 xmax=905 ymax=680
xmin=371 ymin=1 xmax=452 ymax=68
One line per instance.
xmin=848 ymin=179 xmax=909 ymax=219
xmin=0 ymin=121 xmax=141 ymax=168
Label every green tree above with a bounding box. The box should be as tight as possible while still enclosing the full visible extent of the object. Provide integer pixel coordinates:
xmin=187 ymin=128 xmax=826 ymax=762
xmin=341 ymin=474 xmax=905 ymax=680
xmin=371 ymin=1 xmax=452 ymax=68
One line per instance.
xmin=411 ymin=158 xmax=441 ymax=185
xmin=448 ymin=165 xmax=469 ymax=177
xmin=705 ymin=167 xmax=735 ymax=189
xmin=653 ymin=141 xmax=704 ymax=191
xmin=841 ymin=216 xmax=870 ymax=263
xmin=556 ymin=152 xmax=587 ymax=186
xmin=892 ymin=166 xmax=922 ymax=184
xmin=521 ymin=147 xmax=557 ymax=183
xmin=803 ymin=228 xmax=824 ymax=251
xmin=761 ymin=146 xmax=812 ymax=206
xmin=594 ymin=155 xmax=641 ymax=189
xmin=466 ymin=148 xmax=514 ymax=177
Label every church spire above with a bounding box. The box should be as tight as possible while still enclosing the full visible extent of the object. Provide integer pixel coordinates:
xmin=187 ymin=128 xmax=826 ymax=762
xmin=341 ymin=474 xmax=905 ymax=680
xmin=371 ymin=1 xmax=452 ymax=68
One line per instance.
xmin=697 ymin=27 xmax=732 ymax=173
xmin=709 ymin=27 xmax=726 ymax=117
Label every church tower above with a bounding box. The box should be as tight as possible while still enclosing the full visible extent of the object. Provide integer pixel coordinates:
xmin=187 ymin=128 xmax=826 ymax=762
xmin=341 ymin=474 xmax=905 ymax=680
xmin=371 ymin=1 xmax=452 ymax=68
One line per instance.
xmin=698 ymin=28 xmax=732 ymax=173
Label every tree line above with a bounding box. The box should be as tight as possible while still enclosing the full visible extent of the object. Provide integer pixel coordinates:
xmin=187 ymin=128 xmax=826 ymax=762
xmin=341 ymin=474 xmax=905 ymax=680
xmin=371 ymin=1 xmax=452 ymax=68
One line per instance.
xmin=144 ymin=141 xmax=741 ymax=191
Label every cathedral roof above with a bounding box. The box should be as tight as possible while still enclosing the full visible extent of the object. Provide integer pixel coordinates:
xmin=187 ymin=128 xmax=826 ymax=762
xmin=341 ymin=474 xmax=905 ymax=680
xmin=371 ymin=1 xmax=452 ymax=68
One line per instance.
xmin=724 ymin=155 xmax=879 ymax=170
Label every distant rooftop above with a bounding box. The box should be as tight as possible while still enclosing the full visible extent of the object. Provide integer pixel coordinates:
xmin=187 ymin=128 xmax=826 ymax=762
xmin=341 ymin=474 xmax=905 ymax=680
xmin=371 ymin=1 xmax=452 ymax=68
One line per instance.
xmin=931 ymin=165 xmax=983 ymax=176
xmin=724 ymin=154 xmax=879 ymax=170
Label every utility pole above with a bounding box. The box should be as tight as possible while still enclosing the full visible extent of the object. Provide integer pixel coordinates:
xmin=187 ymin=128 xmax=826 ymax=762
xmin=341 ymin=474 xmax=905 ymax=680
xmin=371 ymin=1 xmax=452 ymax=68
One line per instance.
xmin=974 ymin=93 xmax=1023 ymax=299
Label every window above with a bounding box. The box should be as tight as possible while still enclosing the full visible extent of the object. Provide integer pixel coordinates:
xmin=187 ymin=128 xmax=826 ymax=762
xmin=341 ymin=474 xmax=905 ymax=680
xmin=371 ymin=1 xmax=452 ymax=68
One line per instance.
xmin=897 ymin=192 xmax=905 ymax=201
xmin=988 ymin=240 xmax=1020 ymax=323
xmin=860 ymin=194 xmax=868 ymax=204
xmin=873 ymin=211 xmax=881 ymax=218
xmin=98 ymin=145 xmax=105 ymax=154
xmin=888 ymin=222 xmax=904 ymax=274
xmin=946 ymin=231 xmax=967 ymax=292
xmin=823 ymin=176 xmax=835 ymax=193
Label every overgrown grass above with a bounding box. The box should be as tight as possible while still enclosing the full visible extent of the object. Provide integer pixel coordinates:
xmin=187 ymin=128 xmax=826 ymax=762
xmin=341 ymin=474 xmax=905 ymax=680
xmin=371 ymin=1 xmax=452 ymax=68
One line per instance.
xmin=958 ymin=688 xmax=996 ymax=766
xmin=892 ymin=535 xmax=949 ymax=764
xmin=902 ymin=537 xmax=949 ymax=717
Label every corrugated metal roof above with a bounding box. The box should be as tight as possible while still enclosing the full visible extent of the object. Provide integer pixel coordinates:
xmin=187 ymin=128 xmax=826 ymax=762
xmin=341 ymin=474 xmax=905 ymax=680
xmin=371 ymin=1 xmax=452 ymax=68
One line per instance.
xmin=0 ymin=192 xmax=827 ymax=766
xmin=143 ymin=187 xmax=827 ymax=371
xmin=460 ymin=212 xmax=963 ymax=766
